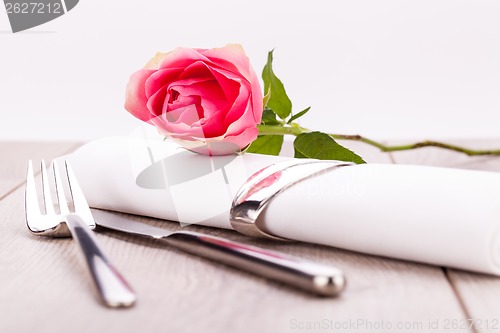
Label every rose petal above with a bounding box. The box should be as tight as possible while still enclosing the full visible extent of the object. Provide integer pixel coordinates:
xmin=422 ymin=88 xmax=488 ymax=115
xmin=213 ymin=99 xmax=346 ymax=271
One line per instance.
xmin=248 ymin=66 xmax=263 ymax=124
xmin=180 ymin=61 xmax=215 ymax=81
xmin=224 ymin=99 xmax=258 ymax=137
xmin=167 ymin=137 xmax=242 ymax=156
xmin=205 ymin=65 xmax=243 ymax=104
xmin=171 ymin=103 xmax=202 ymax=126
xmin=176 ymin=62 xmax=240 ymax=113
xmin=172 ymin=80 xmax=229 ymax=117
xmin=202 ymin=44 xmax=252 ymax=79
xmin=204 ymin=45 xmax=263 ymax=124
xmin=157 ymin=47 xmax=211 ymax=70
xmin=146 ymin=85 xmax=169 ymax=118
xmin=151 ymin=116 xmax=204 ymax=140
xmin=222 ymin=126 xmax=259 ymax=151
xmin=169 ymin=76 xmax=214 ymax=90
xmin=196 ymin=140 xmax=243 ymax=156
xmin=165 ymin=95 xmax=201 ymax=123
xmin=144 ymin=51 xmax=171 ymax=70
xmin=144 ymin=67 xmax=183 ymax=99
xmin=222 ymin=82 xmax=253 ymax=129
xmin=125 ymin=69 xmax=156 ymax=121
xmin=199 ymin=111 xmax=227 ymax=138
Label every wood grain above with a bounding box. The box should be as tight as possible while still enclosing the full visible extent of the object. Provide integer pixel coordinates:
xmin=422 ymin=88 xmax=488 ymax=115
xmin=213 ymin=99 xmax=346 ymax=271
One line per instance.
xmin=0 ymin=141 xmax=472 ymax=333
xmin=446 ymin=271 xmax=500 ymax=333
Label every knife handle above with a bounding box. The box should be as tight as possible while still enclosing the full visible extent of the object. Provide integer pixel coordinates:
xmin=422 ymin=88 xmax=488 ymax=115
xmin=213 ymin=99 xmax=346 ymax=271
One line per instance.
xmin=165 ymin=231 xmax=345 ymax=296
xmin=66 ymin=214 xmax=137 ymax=307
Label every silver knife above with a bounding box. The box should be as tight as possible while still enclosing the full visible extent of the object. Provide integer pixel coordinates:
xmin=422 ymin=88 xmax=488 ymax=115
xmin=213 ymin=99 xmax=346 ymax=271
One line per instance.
xmin=90 ymin=208 xmax=345 ymax=296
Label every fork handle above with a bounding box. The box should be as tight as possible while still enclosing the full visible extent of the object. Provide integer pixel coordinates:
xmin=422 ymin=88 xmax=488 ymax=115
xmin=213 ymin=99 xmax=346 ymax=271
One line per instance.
xmin=65 ymin=214 xmax=136 ymax=308
xmin=165 ymin=231 xmax=345 ymax=296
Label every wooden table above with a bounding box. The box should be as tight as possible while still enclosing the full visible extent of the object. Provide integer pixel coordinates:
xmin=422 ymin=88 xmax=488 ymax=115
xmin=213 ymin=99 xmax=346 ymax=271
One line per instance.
xmin=1 ymin=139 xmax=500 ymax=333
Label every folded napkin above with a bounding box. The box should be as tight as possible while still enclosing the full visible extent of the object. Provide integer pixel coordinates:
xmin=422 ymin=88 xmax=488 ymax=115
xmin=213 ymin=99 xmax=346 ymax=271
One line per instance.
xmin=65 ymin=136 xmax=500 ymax=275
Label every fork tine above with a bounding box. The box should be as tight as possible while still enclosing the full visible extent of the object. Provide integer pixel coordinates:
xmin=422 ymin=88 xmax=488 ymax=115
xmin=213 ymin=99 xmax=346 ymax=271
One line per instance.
xmin=25 ymin=160 xmax=41 ymax=222
xmin=40 ymin=160 xmax=55 ymax=215
xmin=65 ymin=160 xmax=95 ymax=226
xmin=52 ymin=161 xmax=70 ymax=215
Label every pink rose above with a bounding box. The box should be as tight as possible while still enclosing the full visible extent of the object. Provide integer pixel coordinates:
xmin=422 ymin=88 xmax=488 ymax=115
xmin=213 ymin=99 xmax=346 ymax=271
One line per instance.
xmin=125 ymin=44 xmax=263 ymax=155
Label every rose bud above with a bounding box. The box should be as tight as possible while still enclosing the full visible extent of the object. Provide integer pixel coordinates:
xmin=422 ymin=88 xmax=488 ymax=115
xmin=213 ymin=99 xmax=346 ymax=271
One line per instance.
xmin=125 ymin=44 xmax=263 ymax=155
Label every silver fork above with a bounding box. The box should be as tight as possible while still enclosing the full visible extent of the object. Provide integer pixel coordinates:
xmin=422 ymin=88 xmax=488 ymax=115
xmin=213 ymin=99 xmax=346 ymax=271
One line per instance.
xmin=25 ymin=159 xmax=136 ymax=308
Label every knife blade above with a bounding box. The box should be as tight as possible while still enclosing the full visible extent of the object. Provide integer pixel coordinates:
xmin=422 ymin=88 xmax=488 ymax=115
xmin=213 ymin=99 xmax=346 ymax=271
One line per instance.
xmin=90 ymin=208 xmax=345 ymax=297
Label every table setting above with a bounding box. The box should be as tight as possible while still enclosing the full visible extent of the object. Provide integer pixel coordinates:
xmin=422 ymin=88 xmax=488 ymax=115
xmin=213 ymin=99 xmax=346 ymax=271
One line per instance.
xmin=2 ymin=1 xmax=500 ymax=332
xmin=3 ymin=136 xmax=500 ymax=333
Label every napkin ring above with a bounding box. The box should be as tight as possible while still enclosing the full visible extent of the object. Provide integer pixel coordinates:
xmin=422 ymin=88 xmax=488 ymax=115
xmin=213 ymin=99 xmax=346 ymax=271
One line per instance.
xmin=230 ymin=160 xmax=354 ymax=241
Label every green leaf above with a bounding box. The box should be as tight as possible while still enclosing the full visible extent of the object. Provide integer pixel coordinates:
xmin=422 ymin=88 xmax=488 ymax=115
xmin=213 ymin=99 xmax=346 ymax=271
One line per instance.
xmin=261 ymin=108 xmax=281 ymax=125
xmin=294 ymin=132 xmax=366 ymax=164
xmin=262 ymin=50 xmax=292 ymax=120
xmin=294 ymin=149 xmax=306 ymax=158
xmin=287 ymin=106 xmax=311 ymax=124
xmin=246 ymin=135 xmax=284 ymax=156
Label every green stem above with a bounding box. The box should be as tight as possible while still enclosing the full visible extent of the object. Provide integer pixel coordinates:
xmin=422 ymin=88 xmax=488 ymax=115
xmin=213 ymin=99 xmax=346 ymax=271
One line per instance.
xmin=257 ymin=124 xmax=500 ymax=156
xmin=257 ymin=124 xmax=305 ymax=136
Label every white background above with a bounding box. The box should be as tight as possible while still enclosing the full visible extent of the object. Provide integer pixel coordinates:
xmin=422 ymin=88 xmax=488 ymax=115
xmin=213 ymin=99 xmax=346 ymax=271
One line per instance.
xmin=0 ymin=0 xmax=499 ymax=141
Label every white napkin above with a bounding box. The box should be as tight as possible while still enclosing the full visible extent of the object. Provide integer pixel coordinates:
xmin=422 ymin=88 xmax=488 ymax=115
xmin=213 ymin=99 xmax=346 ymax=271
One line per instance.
xmin=65 ymin=136 xmax=500 ymax=275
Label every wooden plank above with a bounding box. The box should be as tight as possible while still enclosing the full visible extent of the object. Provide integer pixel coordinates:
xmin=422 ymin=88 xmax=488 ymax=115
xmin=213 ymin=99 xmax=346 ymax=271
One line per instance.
xmin=0 ymin=141 xmax=469 ymax=333
xmin=0 ymin=141 xmax=81 ymax=198
xmin=446 ymin=271 xmax=500 ymax=333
